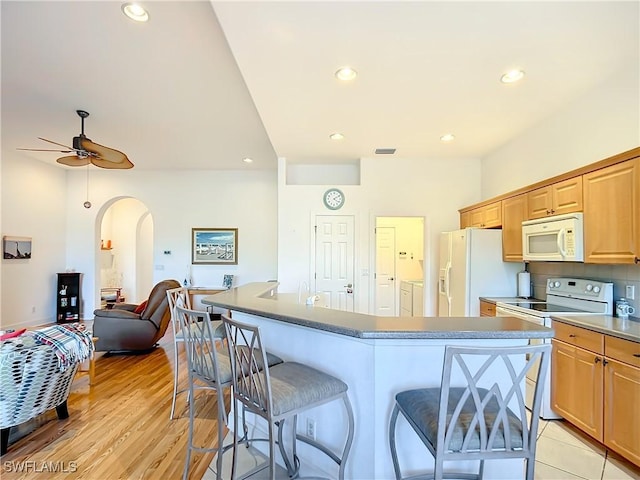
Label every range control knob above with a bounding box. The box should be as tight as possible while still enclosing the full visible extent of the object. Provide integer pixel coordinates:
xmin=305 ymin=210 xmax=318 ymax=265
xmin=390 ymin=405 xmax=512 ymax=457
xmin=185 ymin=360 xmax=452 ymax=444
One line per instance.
xmin=554 ymin=281 xmax=561 ymax=288
xmin=548 ymin=281 xmax=554 ymax=289
xmin=586 ymin=284 xmax=593 ymax=292
xmin=593 ymin=286 xmax=601 ymax=294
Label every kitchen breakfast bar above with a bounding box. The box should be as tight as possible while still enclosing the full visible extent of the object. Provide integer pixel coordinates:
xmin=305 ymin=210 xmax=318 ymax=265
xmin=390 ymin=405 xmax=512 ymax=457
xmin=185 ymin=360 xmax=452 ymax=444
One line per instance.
xmin=203 ymin=282 xmax=554 ymax=480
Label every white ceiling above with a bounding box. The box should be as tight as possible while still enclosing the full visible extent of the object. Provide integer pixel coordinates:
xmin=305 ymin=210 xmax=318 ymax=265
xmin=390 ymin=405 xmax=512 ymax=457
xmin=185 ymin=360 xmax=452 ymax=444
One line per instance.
xmin=2 ymin=1 xmax=638 ymax=171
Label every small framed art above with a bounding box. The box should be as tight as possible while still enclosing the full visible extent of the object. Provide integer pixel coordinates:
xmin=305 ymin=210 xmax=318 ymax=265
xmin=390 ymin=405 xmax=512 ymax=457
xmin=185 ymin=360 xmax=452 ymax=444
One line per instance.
xmin=192 ymin=228 xmax=238 ymax=265
xmin=3 ymin=236 xmax=32 ymax=259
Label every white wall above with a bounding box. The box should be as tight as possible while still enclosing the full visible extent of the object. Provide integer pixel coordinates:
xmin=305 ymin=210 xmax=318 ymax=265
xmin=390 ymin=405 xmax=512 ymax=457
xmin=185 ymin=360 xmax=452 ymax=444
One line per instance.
xmin=277 ymin=156 xmax=482 ymax=315
xmin=1 ymin=156 xmax=68 ymax=328
xmin=481 ymin=67 xmax=640 ymax=198
xmin=63 ymin=168 xmax=278 ymax=314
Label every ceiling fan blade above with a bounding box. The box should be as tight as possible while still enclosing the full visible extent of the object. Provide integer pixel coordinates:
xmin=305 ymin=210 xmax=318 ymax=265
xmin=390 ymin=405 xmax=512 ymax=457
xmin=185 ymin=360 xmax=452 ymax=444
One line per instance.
xmin=56 ymin=155 xmax=91 ymax=167
xmin=91 ymin=157 xmax=134 ymax=169
xmin=38 ymin=137 xmax=76 ymax=151
xmin=17 ymin=147 xmax=74 ymax=153
xmin=81 ymin=139 xmax=130 ymax=164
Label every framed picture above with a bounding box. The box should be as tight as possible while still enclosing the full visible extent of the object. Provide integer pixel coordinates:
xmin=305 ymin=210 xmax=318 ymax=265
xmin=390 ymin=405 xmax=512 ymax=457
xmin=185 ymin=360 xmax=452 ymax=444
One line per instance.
xmin=3 ymin=236 xmax=32 ymax=259
xmin=192 ymin=228 xmax=238 ymax=265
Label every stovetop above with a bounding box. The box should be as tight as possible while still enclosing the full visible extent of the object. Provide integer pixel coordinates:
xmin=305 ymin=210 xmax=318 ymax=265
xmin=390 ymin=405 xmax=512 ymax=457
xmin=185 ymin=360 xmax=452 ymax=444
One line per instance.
xmin=499 ymin=301 xmax=595 ymax=315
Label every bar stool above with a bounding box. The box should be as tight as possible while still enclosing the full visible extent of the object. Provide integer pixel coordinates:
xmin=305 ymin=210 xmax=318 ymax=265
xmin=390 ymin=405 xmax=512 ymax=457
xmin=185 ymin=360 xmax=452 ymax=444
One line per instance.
xmin=222 ymin=315 xmax=355 ymax=480
xmin=176 ymin=305 xmax=283 ymax=480
xmin=389 ymin=343 xmax=551 ymax=480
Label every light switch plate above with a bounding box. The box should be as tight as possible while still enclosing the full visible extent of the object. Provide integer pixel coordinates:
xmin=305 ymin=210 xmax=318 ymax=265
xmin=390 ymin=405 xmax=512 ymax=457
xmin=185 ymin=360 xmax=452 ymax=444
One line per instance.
xmin=625 ymin=285 xmax=635 ymax=300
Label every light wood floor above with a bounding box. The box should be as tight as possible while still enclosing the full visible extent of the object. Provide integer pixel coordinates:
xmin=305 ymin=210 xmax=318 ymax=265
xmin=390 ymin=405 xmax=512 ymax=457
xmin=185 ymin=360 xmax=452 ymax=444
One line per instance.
xmin=1 ymin=330 xmax=226 ymax=480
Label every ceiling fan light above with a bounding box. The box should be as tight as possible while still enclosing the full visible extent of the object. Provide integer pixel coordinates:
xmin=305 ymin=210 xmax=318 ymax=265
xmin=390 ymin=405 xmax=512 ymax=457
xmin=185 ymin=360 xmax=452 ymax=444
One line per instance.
xmin=242 ymin=157 xmax=253 ymax=163
xmin=440 ymin=133 xmax=455 ymax=142
xmin=122 ymin=3 xmax=149 ymax=22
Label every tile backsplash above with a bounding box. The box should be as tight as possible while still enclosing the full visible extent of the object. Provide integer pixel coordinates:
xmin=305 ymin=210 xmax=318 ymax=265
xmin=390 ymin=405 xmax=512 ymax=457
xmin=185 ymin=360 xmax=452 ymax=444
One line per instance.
xmin=528 ymin=262 xmax=640 ymax=318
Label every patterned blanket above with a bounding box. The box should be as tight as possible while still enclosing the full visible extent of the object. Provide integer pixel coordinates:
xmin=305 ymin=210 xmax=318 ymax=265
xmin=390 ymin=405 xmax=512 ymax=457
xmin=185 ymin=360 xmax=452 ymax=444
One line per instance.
xmin=25 ymin=323 xmax=94 ymax=371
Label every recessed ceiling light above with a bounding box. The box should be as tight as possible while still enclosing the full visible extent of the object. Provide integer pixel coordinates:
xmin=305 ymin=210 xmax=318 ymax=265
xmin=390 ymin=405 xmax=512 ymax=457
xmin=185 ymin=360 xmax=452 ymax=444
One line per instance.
xmin=440 ymin=133 xmax=455 ymax=142
xmin=122 ymin=3 xmax=149 ymax=22
xmin=500 ymin=69 xmax=525 ymax=84
xmin=329 ymin=133 xmax=345 ymax=140
xmin=335 ymin=67 xmax=357 ymax=81
xmin=242 ymin=157 xmax=253 ymax=164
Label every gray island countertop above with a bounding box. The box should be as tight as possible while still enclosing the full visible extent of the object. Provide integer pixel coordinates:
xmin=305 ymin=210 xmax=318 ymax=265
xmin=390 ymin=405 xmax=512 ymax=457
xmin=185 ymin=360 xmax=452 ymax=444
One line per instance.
xmin=202 ymin=282 xmax=553 ymax=340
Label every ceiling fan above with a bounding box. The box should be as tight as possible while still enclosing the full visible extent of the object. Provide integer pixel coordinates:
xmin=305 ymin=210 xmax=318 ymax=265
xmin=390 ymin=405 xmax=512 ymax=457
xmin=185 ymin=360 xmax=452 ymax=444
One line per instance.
xmin=17 ymin=110 xmax=134 ymax=169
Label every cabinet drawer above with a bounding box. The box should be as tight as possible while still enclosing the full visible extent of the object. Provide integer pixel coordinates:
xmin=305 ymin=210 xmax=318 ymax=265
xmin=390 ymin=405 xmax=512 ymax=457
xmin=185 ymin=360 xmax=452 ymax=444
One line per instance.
xmin=480 ymin=301 xmax=496 ymax=317
xmin=553 ymin=321 xmax=604 ymax=354
xmin=606 ymin=335 xmax=640 ymax=368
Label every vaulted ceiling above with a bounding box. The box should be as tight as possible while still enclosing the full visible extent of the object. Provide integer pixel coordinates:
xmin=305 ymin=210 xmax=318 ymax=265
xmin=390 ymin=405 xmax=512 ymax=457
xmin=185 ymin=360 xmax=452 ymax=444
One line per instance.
xmin=2 ymin=1 xmax=638 ymax=171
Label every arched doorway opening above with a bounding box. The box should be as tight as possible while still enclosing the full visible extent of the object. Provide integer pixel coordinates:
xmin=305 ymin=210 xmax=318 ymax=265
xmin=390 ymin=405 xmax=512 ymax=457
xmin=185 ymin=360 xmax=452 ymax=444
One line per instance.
xmin=97 ymin=197 xmax=153 ymax=307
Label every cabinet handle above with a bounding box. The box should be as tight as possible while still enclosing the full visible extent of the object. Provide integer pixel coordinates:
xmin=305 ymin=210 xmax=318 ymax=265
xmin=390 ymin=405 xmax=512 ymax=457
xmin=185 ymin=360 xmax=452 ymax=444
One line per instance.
xmin=603 ymin=359 xmax=609 ymax=366
xmin=546 ymin=209 xmax=551 ymax=215
xmin=568 ymin=334 xmax=576 ymax=338
xmin=635 ymin=257 xmax=640 ymax=264
xmin=594 ymin=357 xmax=601 ymax=364
xmin=633 ymin=353 xmax=640 ymax=358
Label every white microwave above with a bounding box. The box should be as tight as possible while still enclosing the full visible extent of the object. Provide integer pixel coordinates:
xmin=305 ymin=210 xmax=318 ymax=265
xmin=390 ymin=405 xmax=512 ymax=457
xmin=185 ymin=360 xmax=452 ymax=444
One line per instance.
xmin=522 ymin=213 xmax=584 ymax=262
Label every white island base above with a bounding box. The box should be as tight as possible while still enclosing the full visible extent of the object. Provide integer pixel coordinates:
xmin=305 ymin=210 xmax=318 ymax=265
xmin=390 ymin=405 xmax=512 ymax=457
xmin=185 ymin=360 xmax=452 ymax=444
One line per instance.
xmin=226 ymin=310 xmax=531 ymax=480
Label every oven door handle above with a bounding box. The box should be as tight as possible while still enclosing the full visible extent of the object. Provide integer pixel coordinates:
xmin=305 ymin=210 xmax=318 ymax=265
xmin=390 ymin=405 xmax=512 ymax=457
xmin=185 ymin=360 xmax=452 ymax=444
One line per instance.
xmin=496 ymin=306 xmax=539 ymax=323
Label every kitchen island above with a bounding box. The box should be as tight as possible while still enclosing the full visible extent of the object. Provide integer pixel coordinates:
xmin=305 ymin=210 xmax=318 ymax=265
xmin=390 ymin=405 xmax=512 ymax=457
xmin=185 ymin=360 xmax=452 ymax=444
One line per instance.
xmin=203 ymin=282 xmax=554 ymax=479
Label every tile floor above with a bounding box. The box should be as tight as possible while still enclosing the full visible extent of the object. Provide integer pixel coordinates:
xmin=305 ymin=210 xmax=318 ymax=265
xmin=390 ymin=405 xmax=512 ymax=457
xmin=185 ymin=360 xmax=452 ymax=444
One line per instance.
xmin=204 ymin=419 xmax=640 ymax=479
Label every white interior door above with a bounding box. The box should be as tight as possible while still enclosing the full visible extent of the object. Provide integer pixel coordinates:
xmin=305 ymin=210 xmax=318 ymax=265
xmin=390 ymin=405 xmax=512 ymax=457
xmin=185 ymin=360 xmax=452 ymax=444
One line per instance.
xmin=375 ymin=226 xmax=396 ymax=316
xmin=314 ymin=215 xmax=355 ymax=311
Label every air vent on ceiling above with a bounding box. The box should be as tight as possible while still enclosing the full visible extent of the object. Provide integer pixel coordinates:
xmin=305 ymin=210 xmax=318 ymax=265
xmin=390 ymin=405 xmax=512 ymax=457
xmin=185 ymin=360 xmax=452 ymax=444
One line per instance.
xmin=375 ymin=148 xmax=396 ymax=155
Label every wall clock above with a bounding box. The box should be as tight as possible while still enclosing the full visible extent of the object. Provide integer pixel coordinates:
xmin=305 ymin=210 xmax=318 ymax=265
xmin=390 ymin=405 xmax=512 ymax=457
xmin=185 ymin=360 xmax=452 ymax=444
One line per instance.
xmin=323 ymin=188 xmax=345 ymax=210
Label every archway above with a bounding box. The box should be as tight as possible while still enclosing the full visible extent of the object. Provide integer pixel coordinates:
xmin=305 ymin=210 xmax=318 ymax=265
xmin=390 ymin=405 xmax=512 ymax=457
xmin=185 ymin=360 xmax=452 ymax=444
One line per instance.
xmin=96 ymin=197 xmax=153 ymax=307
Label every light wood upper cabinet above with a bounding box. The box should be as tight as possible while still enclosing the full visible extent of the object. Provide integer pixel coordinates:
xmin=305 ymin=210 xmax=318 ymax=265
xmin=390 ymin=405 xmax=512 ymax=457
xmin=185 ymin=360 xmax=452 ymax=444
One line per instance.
xmin=501 ymin=193 xmax=528 ymax=262
xmin=583 ymin=158 xmax=640 ymax=264
xmin=468 ymin=201 xmax=502 ymax=228
xmin=527 ymin=176 xmax=583 ymax=219
xmin=459 ymin=211 xmax=471 ymax=229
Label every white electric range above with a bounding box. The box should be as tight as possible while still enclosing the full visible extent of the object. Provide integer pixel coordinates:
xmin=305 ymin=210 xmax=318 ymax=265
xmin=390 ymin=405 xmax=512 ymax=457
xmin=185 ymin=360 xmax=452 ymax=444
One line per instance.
xmin=495 ymin=277 xmax=613 ymax=419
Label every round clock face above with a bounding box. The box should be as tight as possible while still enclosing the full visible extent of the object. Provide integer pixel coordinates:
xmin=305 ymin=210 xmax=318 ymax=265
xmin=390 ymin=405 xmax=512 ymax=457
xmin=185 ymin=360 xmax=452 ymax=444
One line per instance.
xmin=323 ymin=188 xmax=345 ymax=210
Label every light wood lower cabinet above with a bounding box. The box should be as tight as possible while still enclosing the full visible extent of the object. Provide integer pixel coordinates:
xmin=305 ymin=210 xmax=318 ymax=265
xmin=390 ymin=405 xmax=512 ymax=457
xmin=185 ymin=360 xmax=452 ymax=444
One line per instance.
xmin=551 ymin=321 xmax=640 ymax=466
xmin=604 ymin=358 xmax=640 ymax=466
xmin=551 ymin=339 xmax=603 ymax=439
xmin=479 ymin=300 xmax=496 ymax=317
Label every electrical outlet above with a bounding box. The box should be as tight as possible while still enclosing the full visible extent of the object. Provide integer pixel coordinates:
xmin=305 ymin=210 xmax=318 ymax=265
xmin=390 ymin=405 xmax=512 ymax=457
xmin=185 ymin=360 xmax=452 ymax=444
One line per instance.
xmin=625 ymin=285 xmax=635 ymax=300
xmin=306 ymin=418 xmax=316 ymax=440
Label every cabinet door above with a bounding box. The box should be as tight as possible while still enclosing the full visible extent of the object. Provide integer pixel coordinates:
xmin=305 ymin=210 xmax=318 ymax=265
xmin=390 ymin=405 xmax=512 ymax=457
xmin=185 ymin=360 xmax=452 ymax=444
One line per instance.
xmin=583 ymin=158 xmax=640 ymax=264
xmin=459 ymin=211 xmax=471 ymax=229
xmin=469 ymin=208 xmax=485 ymax=227
xmin=502 ymin=194 xmax=528 ymax=262
xmin=482 ymin=201 xmax=502 ymax=228
xmin=552 ymin=176 xmax=583 ymax=215
xmin=604 ymin=358 xmax=640 ymax=466
xmin=527 ymin=186 xmax=552 ymax=219
xmin=479 ymin=300 xmax=496 ymax=317
xmin=551 ymin=339 xmax=603 ymax=441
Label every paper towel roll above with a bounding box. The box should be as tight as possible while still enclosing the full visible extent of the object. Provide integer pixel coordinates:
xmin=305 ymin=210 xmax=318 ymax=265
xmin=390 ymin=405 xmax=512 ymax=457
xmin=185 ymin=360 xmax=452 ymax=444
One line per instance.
xmin=518 ymin=271 xmax=531 ymax=298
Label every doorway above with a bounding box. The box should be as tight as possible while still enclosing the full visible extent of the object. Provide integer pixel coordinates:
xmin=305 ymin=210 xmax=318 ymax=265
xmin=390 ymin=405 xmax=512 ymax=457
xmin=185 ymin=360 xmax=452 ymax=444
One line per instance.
xmin=374 ymin=217 xmax=424 ymax=316
xmin=314 ymin=215 xmax=355 ymax=311
xmin=98 ymin=198 xmax=153 ymax=306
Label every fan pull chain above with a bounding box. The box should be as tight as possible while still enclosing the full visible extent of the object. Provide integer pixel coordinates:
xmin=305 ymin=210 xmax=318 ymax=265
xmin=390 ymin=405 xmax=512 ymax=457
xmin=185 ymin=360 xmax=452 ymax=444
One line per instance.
xmin=83 ymin=165 xmax=92 ymax=209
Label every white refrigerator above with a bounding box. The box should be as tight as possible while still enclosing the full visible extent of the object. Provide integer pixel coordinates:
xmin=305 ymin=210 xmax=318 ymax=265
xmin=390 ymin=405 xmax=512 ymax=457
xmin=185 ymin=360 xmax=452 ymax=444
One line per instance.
xmin=438 ymin=228 xmax=521 ymax=317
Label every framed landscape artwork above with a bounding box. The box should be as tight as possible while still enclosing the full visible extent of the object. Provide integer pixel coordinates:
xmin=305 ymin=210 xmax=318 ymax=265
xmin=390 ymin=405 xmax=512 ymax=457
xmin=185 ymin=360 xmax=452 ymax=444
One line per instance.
xmin=192 ymin=228 xmax=238 ymax=265
xmin=3 ymin=236 xmax=32 ymax=259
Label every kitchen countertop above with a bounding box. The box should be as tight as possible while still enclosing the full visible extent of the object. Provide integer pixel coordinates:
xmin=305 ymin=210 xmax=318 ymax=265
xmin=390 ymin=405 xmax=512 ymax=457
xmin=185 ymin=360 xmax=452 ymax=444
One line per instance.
xmin=550 ymin=314 xmax=640 ymax=343
xmin=202 ymin=282 xmax=553 ymax=340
